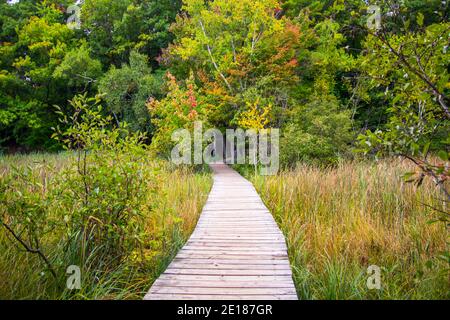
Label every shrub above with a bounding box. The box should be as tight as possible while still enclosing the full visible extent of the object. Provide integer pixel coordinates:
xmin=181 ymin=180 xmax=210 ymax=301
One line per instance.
xmin=1 ymin=93 xmax=154 ymax=291
xmin=53 ymin=94 xmax=155 ymax=272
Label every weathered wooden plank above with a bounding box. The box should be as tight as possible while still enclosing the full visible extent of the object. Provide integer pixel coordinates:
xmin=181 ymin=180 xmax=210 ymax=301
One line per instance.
xmin=183 ymin=244 xmax=287 ymax=250
xmin=196 ymin=221 xmax=276 ymax=225
xmin=202 ymin=208 xmax=270 ymax=211
xmin=178 ymin=250 xmax=288 ymax=256
xmin=158 ymin=274 xmax=295 ymax=282
xmin=153 ymin=280 xmax=295 ymax=288
xmin=187 ymin=239 xmax=282 ymax=243
xmin=190 ymin=231 xmax=280 ymax=237
xmin=197 ymin=217 xmax=274 ymax=221
xmin=194 ymin=227 xmax=279 ymax=232
xmin=189 ymin=232 xmax=278 ymax=235
xmin=191 ymin=233 xmax=283 ymax=237
xmin=189 ymin=236 xmax=285 ymax=241
xmin=189 ymin=235 xmax=285 ymax=241
xmin=193 ymin=230 xmax=282 ymax=233
xmin=175 ymin=253 xmax=288 ymax=260
xmin=184 ymin=241 xmax=286 ymax=246
xmin=180 ymin=248 xmax=288 ymax=253
xmin=167 ymin=263 xmax=291 ymax=270
xmin=171 ymin=258 xmax=290 ymax=265
xmin=204 ymin=206 xmax=267 ymax=209
xmin=197 ymin=219 xmax=274 ymax=222
xmin=206 ymin=196 xmax=262 ymax=200
xmin=163 ymin=268 xmax=292 ymax=276
xmin=191 ymin=234 xmax=284 ymax=238
xmin=196 ymin=224 xmax=277 ymax=228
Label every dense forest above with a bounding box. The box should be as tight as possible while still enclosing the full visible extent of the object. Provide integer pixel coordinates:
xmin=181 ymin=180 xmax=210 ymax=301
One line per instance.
xmin=0 ymin=0 xmax=448 ymax=300
xmin=1 ymin=0 xmax=447 ymax=162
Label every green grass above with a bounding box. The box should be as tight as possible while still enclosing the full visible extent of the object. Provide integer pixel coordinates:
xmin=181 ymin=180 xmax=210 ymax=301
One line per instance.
xmin=0 ymin=152 xmax=212 ymax=299
xmin=241 ymin=159 xmax=449 ymax=299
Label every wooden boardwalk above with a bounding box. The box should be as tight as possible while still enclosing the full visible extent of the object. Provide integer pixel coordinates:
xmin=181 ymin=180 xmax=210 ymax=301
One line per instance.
xmin=144 ymin=164 xmax=297 ymax=300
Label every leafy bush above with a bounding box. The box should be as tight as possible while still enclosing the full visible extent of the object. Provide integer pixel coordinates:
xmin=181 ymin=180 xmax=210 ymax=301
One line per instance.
xmin=52 ymin=93 xmax=152 ymax=271
xmin=0 ymin=161 xmax=59 ymax=279
xmin=53 ymin=44 xmax=102 ymax=90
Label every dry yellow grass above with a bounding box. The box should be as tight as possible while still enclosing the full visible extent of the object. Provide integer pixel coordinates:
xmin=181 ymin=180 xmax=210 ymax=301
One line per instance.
xmin=249 ymin=158 xmax=449 ymax=299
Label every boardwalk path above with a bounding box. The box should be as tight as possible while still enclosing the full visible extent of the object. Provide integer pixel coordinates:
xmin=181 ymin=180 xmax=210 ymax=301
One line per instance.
xmin=144 ymin=164 xmax=297 ymax=300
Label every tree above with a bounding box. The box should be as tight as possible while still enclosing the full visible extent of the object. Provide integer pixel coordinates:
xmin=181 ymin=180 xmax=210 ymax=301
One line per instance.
xmin=147 ymin=71 xmax=210 ymax=156
xmin=169 ymin=0 xmax=292 ymax=90
xmin=81 ymin=0 xmax=130 ymax=65
xmin=53 ymin=43 xmax=102 ymax=91
xmin=115 ymin=0 xmax=182 ymax=68
xmin=165 ymin=0 xmax=310 ymax=128
xmin=98 ymin=51 xmax=163 ymax=132
xmin=0 ymin=4 xmax=76 ymax=150
xmin=81 ymin=0 xmax=181 ymax=67
xmin=153 ymin=0 xmax=356 ymax=164
xmin=357 ymin=1 xmax=450 ymax=205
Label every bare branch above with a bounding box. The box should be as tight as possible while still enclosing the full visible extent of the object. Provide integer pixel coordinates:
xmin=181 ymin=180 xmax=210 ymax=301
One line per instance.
xmin=1 ymin=221 xmax=57 ymax=279
xmin=401 ymin=153 xmax=450 ymax=201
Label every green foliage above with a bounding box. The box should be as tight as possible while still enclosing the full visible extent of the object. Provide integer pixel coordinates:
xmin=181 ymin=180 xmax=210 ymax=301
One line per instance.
xmin=167 ymin=0 xmax=300 ymax=127
xmin=0 ymin=92 xmax=153 ymax=292
xmin=0 ymin=0 xmax=36 ymax=44
xmin=98 ymin=51 xmax=163 ymax=132
xmin=0 ymin=0 xmax=448 ymax=300
xmin=0 ymin=0 xmax=180 ymax=151
xmin=81 ymin=0 xmax=131 ymax=65
xmin=115 ymin=0 xmax=182 ymax=68
xmin=53 ymin=44 xmax=102 ymax=89
xmin=0 ymin=3 xmax=76 ymax=150
xmin=81 ymin=0 xmax=181 ymax=66
xmin=1 ymin=0 xmax=447 ymax=168
xmin=281 ymin=96 xmax=353 ymax=166
xmin=0 ymin=152 xmax=212 ymax=299
xmin=0 ymin=160 xmax=58 ymax=278
xmin=161 ymin=0 xmax=355 ymax=162
xmin=14 ymin=16 xmax=73 ymax=82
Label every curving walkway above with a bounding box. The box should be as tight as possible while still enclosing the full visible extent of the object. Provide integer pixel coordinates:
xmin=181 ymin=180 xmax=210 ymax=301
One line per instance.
xmin=144 ymin=163 xmax=297 ymax=300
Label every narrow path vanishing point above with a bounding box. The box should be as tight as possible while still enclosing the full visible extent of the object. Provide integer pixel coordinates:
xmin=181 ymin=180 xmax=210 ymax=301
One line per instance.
xmin=144 ymin=163 xmax=297 ymax=300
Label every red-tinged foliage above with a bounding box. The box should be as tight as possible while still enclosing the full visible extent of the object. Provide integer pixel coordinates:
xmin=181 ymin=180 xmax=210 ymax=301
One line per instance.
xmin=250 ymin=23 xmax=303 ymax=86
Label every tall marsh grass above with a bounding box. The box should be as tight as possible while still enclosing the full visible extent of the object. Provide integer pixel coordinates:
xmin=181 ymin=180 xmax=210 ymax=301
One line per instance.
xmin=247 ymin=159 xmax=448 ymax=299
xmin=0 ymin=153 xmax=212 ymax=299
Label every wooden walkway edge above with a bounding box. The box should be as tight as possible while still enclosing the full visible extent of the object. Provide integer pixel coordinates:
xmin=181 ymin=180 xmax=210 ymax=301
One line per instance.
xmin=144 ymin=163 xmax=298 ymax=300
